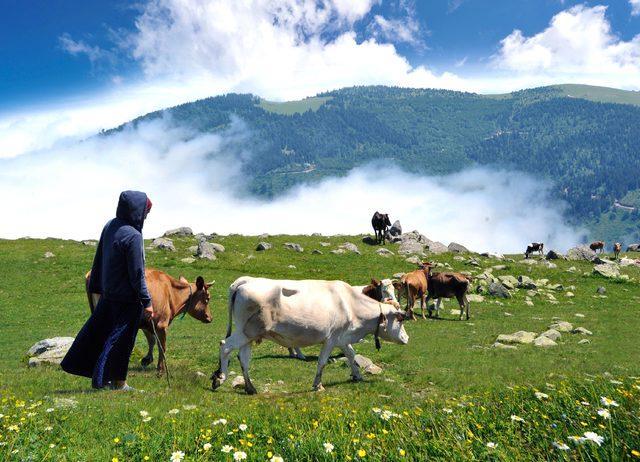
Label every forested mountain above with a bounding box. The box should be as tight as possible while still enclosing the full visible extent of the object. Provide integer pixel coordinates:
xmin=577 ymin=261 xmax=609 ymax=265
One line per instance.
xmin=111 ymin=84 xmax=640 ymax=241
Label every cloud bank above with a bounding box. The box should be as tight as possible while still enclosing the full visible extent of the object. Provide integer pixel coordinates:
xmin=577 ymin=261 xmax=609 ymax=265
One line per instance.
xmin=0 ymin=117 xmax=584 ymax=253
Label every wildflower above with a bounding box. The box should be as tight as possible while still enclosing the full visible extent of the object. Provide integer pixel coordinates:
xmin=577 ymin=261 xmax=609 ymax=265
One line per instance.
xmin=486 ymin=442 xmax=497 ymax=449
xmin=49 ymin=444 xmax=56 ymax=448
xmin=580 ymin=401 xmax=590 ymax=406
xmin=442 ymin=408 xmax=453 ymax=414
xmin=144 ymin=457 xmax=150 ymax=460
xmin=168 ymin=409 xmax=180 ymax=414
xmin=233 ymin=451 xmax=247 ymax=460
xmin=610 ymin=380 xmax=623 ymax=385
xmin=203 ymin=443 xmax=212 ymax=451
xmin=183 ymin=404 xmax=197 ymax=410
xmin=631 ymin=449 xmax=640 ymax=458
xmin=170 ymin=451 xmax=185 ymax=461
xmin=143 ymin=416 xmax=152 ymax=422
xmin=600 ymin=397 xmax=619 ymax=407
xmin=213 ymin=418 xmax=228 ymax=425
xmin=568 ymin=436 xmax=585 ymax=445
xmin=597 ymin=409 xmax=611 ymax=419
xmin=552 ymin=442 xmax=570 ymax=450
xmin=140 ymin=411 xmax=149 ymax=418
xmin=8 ymin=425 xmax=19 ymax=432
xmin=222 ymin=445 xmax=234 ymax=453
xmin=583 ymin=431 xmax=604 ymax=446
xmin=44 ymin=426 xmax=53 ymax=431
xmin=534 ymin=392 xmax=549 ymax=400
xmin=510 ymin=415 xmax=525 ymax=423
xmin=357 ymin=449 xmax=366 ymax=457
xmin=372 ymin=408 xmax=381 ymax=413
xmin=112 ymin=458 xmax=119 ymax=462
xmin=113 ymin=437 xmax=120 ymax=444
xmin=239 ymin=423 xmax=248 ymax=431
xmin=270 ymin=456 xmax=284 ymax=462
xmin=323 ymin=442 xmax=334 ymax=453
xmin=399 ymin=448 xmax=406 ymax=456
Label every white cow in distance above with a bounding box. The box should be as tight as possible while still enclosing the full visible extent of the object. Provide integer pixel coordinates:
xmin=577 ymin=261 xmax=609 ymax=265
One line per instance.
xmin=211 ymin=276 xmax=409 ymax=394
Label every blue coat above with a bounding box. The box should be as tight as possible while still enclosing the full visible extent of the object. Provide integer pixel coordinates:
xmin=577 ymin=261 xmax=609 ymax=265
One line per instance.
xmin=62 ymin=191 xmax=151 ymax=388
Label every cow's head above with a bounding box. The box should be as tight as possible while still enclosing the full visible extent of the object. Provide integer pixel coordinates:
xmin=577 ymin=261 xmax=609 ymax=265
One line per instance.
xmin=377 ymin=308 xmax=409 ymax=345
xmin=383 ymin=213 xmax=391 ymax=227
xmin=419 ymin=261 xmax=433 ymax=275
xmin=362 ymin=278 xmax=383 ymax=301
xmin=181 ymin=276 xmax=213 ymax=323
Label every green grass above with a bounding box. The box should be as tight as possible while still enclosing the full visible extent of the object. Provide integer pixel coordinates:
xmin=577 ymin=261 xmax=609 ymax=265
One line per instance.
xmin=1 ymin=235 xmax=640 ymax=460
xmin=551 ymin=84 xmax=640 ymax=107
xmin=258 ymin=96 xmax=332 ymax=115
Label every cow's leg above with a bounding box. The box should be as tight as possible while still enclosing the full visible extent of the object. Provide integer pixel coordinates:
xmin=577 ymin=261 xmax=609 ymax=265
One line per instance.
xmin=456 ymin=294 xmax=467 ymax=320
xmin=288 ymin=347 xmax=306 ymax=360
xmin=156 ymin=328 xmax=167 ymax=377
xmin=340 ymin=344 xmax=362 ymax=382
xmin=238 ymin=344 xmax=257 ymax=395
xmin=464 ymin=295 xmax=470 ymax=320
xmin=420 ymin=292 xmax=427 ymax=319
xmin=435 ymin=299 xmax=442 ymax=318
xmin=212 ymin=332 xmax=246 ymax=390
xmin=141 ymin=328 xmax=155 ymax=368
xmin=312 ymin=342 xmax=334 ymax=391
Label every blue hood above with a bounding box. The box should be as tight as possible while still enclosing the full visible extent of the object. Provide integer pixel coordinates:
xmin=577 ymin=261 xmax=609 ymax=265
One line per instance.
xmin=116 ymin=190 xmax=148 ymax=232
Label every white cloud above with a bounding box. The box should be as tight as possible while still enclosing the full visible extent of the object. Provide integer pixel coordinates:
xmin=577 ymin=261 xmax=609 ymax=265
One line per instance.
xmin=370 ymin=14 xmax=421 ymax=45
xmin=0 ymin=116 xmax=583 ymax=252
xmin=493 ymin=5 xmax=640 ymax=88
xmin=59 ymin=33 xmax=108 ymax=63
xmin=631 ymin=0 xmax=640 ymax=16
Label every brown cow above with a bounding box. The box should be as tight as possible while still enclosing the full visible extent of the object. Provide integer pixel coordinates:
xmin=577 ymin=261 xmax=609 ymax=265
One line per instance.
xmin=590 ymin=241 xmax=605 ymax=253
xmin=86 ymin=269 xmax=213 ymax=375
xmin=613 ymin=242 xmax=622 ymax=259
xmin=425 ymin=270 xmax=471 ymax=320
xmin=392 ymin=264 xmax=431 ymax=320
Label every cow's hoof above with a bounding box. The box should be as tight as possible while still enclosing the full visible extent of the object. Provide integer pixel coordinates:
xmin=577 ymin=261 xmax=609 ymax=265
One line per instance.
xmin=351 ymin=375 xmax=363 ymax=383
xmin=141 ymin=357 xmax=153 ymax=367
xmin=211 ymin=375 xmax=223 ymax=391
xmin=313 ymin=383 xmax=325 ymax=392
xmin=245 ymin=384 xmax=258 ymax=395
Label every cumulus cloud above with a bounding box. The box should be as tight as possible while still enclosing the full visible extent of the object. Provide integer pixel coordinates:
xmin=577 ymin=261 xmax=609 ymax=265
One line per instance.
xmin=631 ymin=0 xmax=640 ymax=16
xmin=59 ymin=33 xmax=109 ymax=63
xmin=0 ymin=116 xmax=584 ymax=252
xmin=493 ymin=5 xmax=640 ymax=88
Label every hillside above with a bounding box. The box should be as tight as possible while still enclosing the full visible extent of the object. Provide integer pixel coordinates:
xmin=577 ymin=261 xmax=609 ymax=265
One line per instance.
xmin=110 ymin=84 xmax=640 ymax=241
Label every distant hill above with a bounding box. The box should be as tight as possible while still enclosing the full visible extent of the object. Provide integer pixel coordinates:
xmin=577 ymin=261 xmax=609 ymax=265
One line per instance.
xmin=111 ymin=84 xmax=640 ymax=242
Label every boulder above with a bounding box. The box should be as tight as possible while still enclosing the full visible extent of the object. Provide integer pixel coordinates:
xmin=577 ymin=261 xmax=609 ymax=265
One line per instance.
xmin=376 ymin=248 xmax=394 ymax=257
xmin=425 ymin=240 xmax=449 ymax=254
xmin=209 ymin=243 xmax=225 ymax=253
xmin=488 ymin=282 xmax=511 ymax=298
xmin=151 ymin=237 xmax=176 ymax=252
xmin=188 ymin=245 xmax=199 ymax=254
xmin=539 ymin=329 xmax=562 ymax=341
xmin=44 ymin=251 xmax=55 ymax=258
xmin=492 ymin=342 xmax=518 ymax=350
xmin=258 ymin=233 xmax=269 ymax=239
xmin=498 ymin=275 xmax=519 ymax=290
xmin=572 ymin=327 xmax=593 ymax=335
xmin=256 ymin=242 xmax=272 ymax=251
xmin=398 ymin=240 xmax=427 ymax=256
xmin=405 ymin=255 xmax=422 ymax=265
xmin=196 ymin=241 xmax=217 ymax=260
xmin=496 ymin=331 xmax=537 ymax=345
xmin=28 ymin=337 xmax=74 ymax=367
xmin=545 ymin=249 xmax=563 ymax=260
xmin=181 ymin=257 xmax=196 ymax=264
xmin=567 ymin=245 xmax=596 ymax=261
xmin=163 ymin=227 xmax=193 ymax=237
xmin=548 ymin=321 xmax=573 ymax=333
xmin=578 ymin=339 xmax=591 ymax=345
xmin=517 ymin=275 xmax=537 ymax=289
xmin=620 ymin=257 xmax=640 ymax=267
xmin=448 ymin=242 xmax=469 ymax=253
xmin=467 ymin=294 xmax=485 ymax=303
xmin=388 ymin=220 xmax=402 ymax=237
xmin=533 ymin=336 xmax=557 ymax=347
xmin=596 ymin=286 xmax=606 ymax=294
xmin=339 ymin=242 xmax=361 ymax=254
xmin=627 ymin=243 xmax=640 ymax=252
xmin=283 ymin=242 xmax=304 ymax=252
xmin=312 ymin=249 xmax=323 ymax=255
xmin=320 ymin=242 xmax=331 ymax=247
xmin=593 ymin=264 xmax=620 ymax=279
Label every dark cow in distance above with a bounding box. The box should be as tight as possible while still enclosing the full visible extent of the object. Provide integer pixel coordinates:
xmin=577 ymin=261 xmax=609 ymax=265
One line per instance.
xmin=590 ymin=241 xmax=605 ymax=253
xmin=613 ymin=242 xmax=621 ymax=259
xmin=371 ymin=211 xmax=392 ymax=245
xmin=525 ymin=242 xmax=544 ymax=259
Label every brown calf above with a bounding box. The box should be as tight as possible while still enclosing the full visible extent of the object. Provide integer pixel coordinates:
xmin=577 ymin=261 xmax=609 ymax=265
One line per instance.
xmin=86 ymin=268 xmax=213 ymax=375
xmin=426 ymin=271 xmax=471 ymax=320
xmin=613 ymin=242 xmax=621 ymax=259
xmin=393 ymin=264 xmax=431 ymax=320
xmin=590 ymin=241 xmax=605 ymax=253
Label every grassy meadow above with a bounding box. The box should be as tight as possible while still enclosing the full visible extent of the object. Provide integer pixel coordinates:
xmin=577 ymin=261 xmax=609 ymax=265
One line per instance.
xmin=1 ymin=235 xmax=640 ymax=461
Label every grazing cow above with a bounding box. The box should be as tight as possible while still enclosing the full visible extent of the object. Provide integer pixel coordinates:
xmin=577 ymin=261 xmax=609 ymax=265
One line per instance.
xmin=371 ymin=212 xmax=392 ymax=245
xmin=86 ymin=269 xmax=213 ymax=375
xmin=613 ymin=242 xmax=622 ymax=260
xmin=525 ymin=242 xmax=544 ymax=259
xmin=287 ymin=278 xmax=400 ymax=360
xmin=211 ymin=277 xmax=409 ymax=394
xmin=590 ymin=241 xmax=605 ymax=253
xmin=392 ymin=265 xmax=431 ymax=320
xmin=425 ymin=271 xmax=471 ymax=320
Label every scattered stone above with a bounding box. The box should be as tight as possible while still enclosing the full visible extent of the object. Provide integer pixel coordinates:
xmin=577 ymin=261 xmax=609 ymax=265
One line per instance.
xmin=521 ymin=259 xmax=537 ymax=265
xmin=496 ymin=331 xmax=537 ymax=345
xmin=572 ymin=327 xmax=593 ymax=335
xmin=232 ymin=376 xmax=245 ymax=389
xmin=331 ymin=249 xmax=345 ymax=255
xmin=354 ymin=354 xmax=383 ymax=374
xmin=525 ymin=300 xmax=534 ymax=306
xmin=209 ymin=243 xmax=225 ymax=253
xmin=163 ymin=227 xmax=193 ymax=237
xmin=388 ymin=220 xmax=402 ymax=237
xmin=488 ymin=282 xmax=511 ymax=298
xmin=533 ymin=336 xmax=557 ymax=347
xmin=565 ymin=292 xmax=574 ymax=297
xmin=492 ymin=264 xmax=507 ymax=271
xmin=151 ymin=237 xmax=176 ymax=252
xmin=256 ymin=242 xmax=272 ymax=251
xmin=548 ymin=321 xmax=573 ymax=333
xmin=376 ymin=248 xmax=394 ymax=256
xmin=517 ymin=275 xmax=537 ymax=289
xmin=539 ymin=329 xmax=562 ymax=341
xmin=627 ymin=243 xmax=640 ymax=252
xmin=195 ymin=371 xmax=207 ymax=378
xmin=467 ymin=294 xmax=484 ymax=303
xmin=287 ymin=265 xmax=296 ymax=269
xmin=284 ymin=242 xmax=304 ymax=252
xmin=312 ymin=249 xmax=323 ymax=255
xmin=258 ymin=233 xmax=269 ymax=239
xmin=596 ymin=286 xmax=606 ymax=295
xmin=43 ymin=251 xmax=55 ymax=258
xmin=81 ymin=240 xmax=97 ymax=246
xmin=620 ymin=257 xmax=640 ymax=267
xmin=492 ymin=342 xmax=518 ymax=350
xmin=567 ymin=245 xmax=596 ymax=261
xmin=578 ymin=339 xmax=591 ymax=345
xmin=393 ymin=272 xmax=406 ymax=279
xmin=593 ymin=264 xmax=620 ymax=279
xmin=448 ymin=242 xmax=469 ymax=253
xmin=196 ymin=241 xmax=217 ymax=260
xmin=547 ymin=284 xmax=563 ymax=291
xmin=188 ymin=245 xmax=198 ymax=254
xmin=541 ymin=261 xmax=558 ymax=269
xmin=320 ymin=242 xmax=331 ymax=247
xmin=498 ymin=275 xmax=519 ymax=290
xmin=181 ymin=257 xmax=196 ymax=264
xmin=339 ymin=242 xmax=361 ymax=254
xmin=575 ymin=313 xmax=585 ymax=318
xmin=405 ymin=255 xmax=422 ymax=265
xmin=27 ymin=337 xmax=74 ymax=366
xmin=545 ymin=249 xmax=563 ymax=260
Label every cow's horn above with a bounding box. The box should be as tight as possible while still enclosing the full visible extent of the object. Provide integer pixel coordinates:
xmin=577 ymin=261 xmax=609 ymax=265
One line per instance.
xmin=208 ymin=280 xmax=215 ymax=285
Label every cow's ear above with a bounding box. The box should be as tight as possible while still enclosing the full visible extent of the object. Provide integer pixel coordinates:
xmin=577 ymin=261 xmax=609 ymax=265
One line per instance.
xmin=392 ymin=280 xmax=402 ymax=290
xmin=371 ymin=278 xmax=381 ymax=286
xmin=179 ymin=276 xmax=188 ymax=284
xmin=196 ymin=276 xmax=205 ymax=290
xmin=395 ymin=312 xmax=405 ymax=323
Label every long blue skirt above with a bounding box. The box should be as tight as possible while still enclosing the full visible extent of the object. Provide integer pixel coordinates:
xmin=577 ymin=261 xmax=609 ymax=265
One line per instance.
xmin=61 ymin=298 xmax=142 ymax=388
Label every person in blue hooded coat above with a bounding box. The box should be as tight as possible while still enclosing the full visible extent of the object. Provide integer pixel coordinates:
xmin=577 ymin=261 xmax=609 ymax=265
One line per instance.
xmin=62 ymin=190 xmax=154 ymax=390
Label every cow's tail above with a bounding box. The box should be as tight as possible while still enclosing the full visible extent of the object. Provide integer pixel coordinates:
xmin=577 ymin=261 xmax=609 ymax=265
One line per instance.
xmin=226 ymin=278 xmax=248 ymax=338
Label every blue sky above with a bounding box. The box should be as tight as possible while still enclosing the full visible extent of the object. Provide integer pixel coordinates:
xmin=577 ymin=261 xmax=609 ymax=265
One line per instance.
xmin=1 ymin=0 xmax=638 ymax=109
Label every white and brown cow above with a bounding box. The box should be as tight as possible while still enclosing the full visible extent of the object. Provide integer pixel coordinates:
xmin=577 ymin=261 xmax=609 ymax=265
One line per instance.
xmin=525 ymin=242 xmax=544 ymax=259
xmin=211 ymin=277 xmax=409 ymax=394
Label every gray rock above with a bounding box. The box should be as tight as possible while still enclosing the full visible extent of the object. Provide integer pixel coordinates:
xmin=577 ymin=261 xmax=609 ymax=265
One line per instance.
xmin=81 ymin=240 xmax=97 ymax=246
xmin=28 ymin=337 xmax=74 ymax=366
xmin=284 ymin=242 xmax=304 ymax=252
xmin=596 ymin=286 xmax=606 ymax=294
xmin=548 ymin=321 xmax=573 ymax=333
xmin=593 ymin=264 xmax=620 ymax=279
xmin=545 ymin=249 xmax=563 ymax=260
xmin=488 ymin=282 xmax=511 ymax=298
xmin=339 ymin=242 xmax=360 ymax=254
xmin=388 ymin=220 xmax=402 ymax=237
xmin=492 ymin=342 xmax=518 ymax=350
xmin=539 ymin=329 xmax=562 ymax=341
xmin=43 ymin=251 xmax=55 ymax=259
xmin=498 ymin=275 xmax=519 ymax=290
xmin=533 ymin=336 xmax=557 ymax=347
xmin=393 ymin=272 xmax=406 ymax=279
xmin=467 ymin=294 xmax=485 ymax=303
xmin=181 ymin=257 xmax=196 ymax=264
xmin=572 ymin=327 xmax=593 ymax=335
xmin=376 ymin=248 xmax=394 ymax=256
xmin=425 ymin=240 xmax=449 ymax=254
xmin=163 ymin=227 xmax=193 ymax=237
xmin=626 ymin=243 xmax=640 ymax=252
xmin=567 ymin=245 xmax=596 ymax=261
xmin=331 ymin=249 xmax=345 ymax=255
xmin=151 ymin=237 xmax=176 ymax=252
xmin=188 ymin=245 xmax=199 ymax=254
xmin=196 ymin=241 xmax=217 ymax=260
xmin=312 ymin=249 xmax=323 ymax=255
xmin=398 ymin=240 xmax=427 ymax=255
xmin=517 ymin=275 xmax=537 ymax=289
xmin=232 ymin=376 xmax=245 ymax=388
xmin=620 ymin=257 xmax=640 ymax=267
xmin=448 ymin=242 xmax=469 ymax=253
xmin=209 ymin=243 xmax=225 ymax=253
xmin=405 ymin=255 xmax=422 ymax=265
xmin=497 ymin=331 xmax=537 ymax=344
xmin=256 ymin=242 xmax=272 ymax=251
xmin=258 ymin=233 xmax=270 ymax=239
xmin=320 ymin=242 xmax=331 ymax=247
xmin=578 ymin=339 xmax=591 ymax=345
